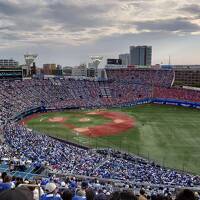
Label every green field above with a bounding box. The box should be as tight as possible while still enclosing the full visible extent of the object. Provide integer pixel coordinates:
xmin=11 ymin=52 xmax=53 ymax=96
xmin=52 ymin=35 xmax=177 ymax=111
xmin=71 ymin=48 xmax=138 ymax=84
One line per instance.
xmin=26 ymin=104 xmax=200 ymax=174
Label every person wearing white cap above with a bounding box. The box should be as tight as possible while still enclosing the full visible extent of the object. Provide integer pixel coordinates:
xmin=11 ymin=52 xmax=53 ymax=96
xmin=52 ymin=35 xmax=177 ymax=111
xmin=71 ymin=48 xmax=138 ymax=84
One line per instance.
xmin=40 ymin=182 xmax=62 ymax=200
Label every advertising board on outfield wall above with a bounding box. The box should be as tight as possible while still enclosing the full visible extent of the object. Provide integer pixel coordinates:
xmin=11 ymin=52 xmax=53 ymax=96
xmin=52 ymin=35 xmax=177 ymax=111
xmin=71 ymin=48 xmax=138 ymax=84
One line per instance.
xmin=151 ymin=98 xmax=200 ymax=109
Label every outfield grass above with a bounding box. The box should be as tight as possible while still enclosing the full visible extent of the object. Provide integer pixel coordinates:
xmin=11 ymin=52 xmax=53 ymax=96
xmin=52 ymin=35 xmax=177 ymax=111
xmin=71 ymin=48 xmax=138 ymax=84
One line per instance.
xmin=26 ymin=104 xmax=200 ymax=174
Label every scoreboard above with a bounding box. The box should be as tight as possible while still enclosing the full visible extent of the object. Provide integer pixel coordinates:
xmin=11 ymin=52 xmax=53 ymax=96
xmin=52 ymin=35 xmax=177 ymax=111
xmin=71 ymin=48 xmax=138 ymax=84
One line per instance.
xmin=107 ymin=59 xmax=122 ymax=65
xmin=0 ymin=68 xmax=23 ymax=80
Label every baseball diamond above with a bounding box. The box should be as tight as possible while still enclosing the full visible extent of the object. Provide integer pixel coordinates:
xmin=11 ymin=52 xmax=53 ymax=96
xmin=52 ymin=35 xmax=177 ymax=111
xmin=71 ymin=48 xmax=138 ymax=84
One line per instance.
xmin=22 ymin=104 xmax=200 ymax=175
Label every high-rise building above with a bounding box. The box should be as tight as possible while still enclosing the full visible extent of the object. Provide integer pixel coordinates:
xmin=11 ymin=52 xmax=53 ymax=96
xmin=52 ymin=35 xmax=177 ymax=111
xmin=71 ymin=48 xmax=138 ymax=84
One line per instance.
xmin=129 ymin=46 xmax=152 ymax=66
xmin=119 ymin=54 xmax=130 ymax=66
xmin=43 ymin=64 xmax=57 ymax=75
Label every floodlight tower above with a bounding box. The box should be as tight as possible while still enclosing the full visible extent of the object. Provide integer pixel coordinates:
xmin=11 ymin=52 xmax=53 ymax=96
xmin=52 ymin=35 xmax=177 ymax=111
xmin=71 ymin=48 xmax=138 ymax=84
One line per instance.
xmin=24 ymin=54 xmax=37 ymax=66
xmin=24 ymin=54 xmax=38 ymax=76
xmin=88 ymin=56 xmax=103 ymax=78
xmin=90 ymin=56 xmax=103 ymax=68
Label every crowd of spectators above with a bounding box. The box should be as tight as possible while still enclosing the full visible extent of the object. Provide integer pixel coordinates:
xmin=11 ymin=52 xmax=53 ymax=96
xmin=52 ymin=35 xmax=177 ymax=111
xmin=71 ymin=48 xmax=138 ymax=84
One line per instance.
xmin=0 ymin=170 xmax=199 ymax=200
xmin=1 ymin=123 xmax=200 ymax=188
xmin=0 ymin=79 xmax=153 ymax=125
xmin=1 ymin=73 xmax=199 ymax=126
xmin=153 ymin=87 xmax=200 ymax=103
xmin=106 ymin=69 xmax=174 ymax=87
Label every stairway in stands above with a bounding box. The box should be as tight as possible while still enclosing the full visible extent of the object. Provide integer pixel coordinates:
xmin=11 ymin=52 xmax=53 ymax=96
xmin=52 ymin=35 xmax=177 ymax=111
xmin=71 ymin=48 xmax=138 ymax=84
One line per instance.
xmin=100 ymin=87 xmax=111 ymax=98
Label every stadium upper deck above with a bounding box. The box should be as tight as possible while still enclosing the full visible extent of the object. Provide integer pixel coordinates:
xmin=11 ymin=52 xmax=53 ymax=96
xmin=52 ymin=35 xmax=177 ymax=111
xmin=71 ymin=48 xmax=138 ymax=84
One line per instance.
xmin=106 ymin=68 xmax=175 ymax=87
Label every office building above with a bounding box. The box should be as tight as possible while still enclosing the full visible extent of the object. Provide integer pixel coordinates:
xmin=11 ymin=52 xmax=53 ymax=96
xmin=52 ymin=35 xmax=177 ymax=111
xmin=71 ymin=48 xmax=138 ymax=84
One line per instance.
xmin=119 ymin=54 xmax=130 ymax=66
xmin=0 ymin=59 xmax=19 ymax=68
xmin=72 ymin=64 xmax=87 ymax=77
xmin=130 ymin=46 xmax=152 ymax=66
xmin=173 ymin=65 xmax=200 ymax=87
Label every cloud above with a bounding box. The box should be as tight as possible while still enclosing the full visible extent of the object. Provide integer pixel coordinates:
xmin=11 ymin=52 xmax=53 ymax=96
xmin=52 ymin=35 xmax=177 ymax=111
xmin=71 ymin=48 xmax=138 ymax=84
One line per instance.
xmin=179 ymin=4 xmax=200 ymax=14
xmin=41 ymin=1 xmax=113 ymax=29
xmin=0 ymin=1 xmax=38 ymax=16
xmin=0 ymin=0 xmax=199 ymax=46
xmin=135 ymin=18 xmax=200 ymax=33
xmin=0 ymin=0 xmax=199 ymax=65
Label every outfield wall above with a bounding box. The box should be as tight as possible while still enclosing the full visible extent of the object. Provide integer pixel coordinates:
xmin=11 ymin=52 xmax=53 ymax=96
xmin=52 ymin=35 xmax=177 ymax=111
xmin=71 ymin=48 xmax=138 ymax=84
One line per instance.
xmin=151 ymin=98 xmax=200 ymax=109
xmin=11 ymin=98 xmax=200 ymax=123
xmin=114 ymin=98 xmax=200 ymax=109
xmin=11 ymin=106 xmax=46 ymax=122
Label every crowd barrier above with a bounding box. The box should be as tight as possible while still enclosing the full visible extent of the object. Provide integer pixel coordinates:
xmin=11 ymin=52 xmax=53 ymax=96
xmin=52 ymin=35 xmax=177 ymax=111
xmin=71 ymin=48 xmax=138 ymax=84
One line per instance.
xmin=47 ymin=167 xmax=200 ymax=193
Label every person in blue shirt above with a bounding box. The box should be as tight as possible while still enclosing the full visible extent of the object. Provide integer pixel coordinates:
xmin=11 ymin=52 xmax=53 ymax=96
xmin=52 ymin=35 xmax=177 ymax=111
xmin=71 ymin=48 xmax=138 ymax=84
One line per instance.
xmin=72 ymin=189 xmax=86 ymax=200
xmin=0 ymin=175 xmax=12 ymax=193
xmin=40 ymin=182 xmax=62 ymax=200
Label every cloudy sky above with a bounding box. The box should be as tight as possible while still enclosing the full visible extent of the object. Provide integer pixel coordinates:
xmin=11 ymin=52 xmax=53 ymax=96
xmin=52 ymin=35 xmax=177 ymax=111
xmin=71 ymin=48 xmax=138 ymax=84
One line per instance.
xmin=0 ymin=0 xmax=200 ymax=66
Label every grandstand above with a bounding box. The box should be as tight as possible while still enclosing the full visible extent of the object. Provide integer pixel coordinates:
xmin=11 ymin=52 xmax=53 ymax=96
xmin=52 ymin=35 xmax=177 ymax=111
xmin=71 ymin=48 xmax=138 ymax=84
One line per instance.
xmin=0 ymin=68 xmax=200 ymax=199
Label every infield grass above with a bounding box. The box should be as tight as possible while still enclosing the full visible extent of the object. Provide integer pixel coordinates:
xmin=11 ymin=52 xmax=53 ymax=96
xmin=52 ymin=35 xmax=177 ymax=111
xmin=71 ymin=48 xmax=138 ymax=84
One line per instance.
xmin=26 ymin=104 xmax=200 ymax=175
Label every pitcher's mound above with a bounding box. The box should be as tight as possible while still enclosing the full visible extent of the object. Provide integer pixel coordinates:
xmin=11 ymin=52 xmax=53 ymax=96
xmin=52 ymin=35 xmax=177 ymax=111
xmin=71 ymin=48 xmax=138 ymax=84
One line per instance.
xmin=79 ymin=118 xmax=91 ymax=122
xmin=48 ymin=117 xmax=66 ymax=123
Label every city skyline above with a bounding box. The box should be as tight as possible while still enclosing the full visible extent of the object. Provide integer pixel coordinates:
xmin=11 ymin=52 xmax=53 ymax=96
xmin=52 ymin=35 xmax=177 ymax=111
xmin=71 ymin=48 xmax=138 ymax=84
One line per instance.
xmin=0 ymin=0 xmax=200 ymax=66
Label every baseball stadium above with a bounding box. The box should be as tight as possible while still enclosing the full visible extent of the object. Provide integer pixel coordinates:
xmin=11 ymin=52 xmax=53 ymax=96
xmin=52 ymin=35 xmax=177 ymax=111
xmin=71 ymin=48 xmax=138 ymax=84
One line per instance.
xmin=1 ymin=68 xmax=200 ymax=199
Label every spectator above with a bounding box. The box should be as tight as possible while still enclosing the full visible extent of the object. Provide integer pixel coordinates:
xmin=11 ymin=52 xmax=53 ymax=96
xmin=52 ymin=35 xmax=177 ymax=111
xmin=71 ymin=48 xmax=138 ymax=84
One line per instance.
xmin=1 ymin=172 xmax=7 ymax=182
xmin=139 ymin=189 xmax=147 ymax=200
xmin=0 ymin=175 xmax=12 ymax=193
xmin=0 ymin=186 xmax=34 ymax=200
xmin=62 ymin=189 xmax=73 ymax=200
xmin=120 ymin=191 xmax=137 ymax=200
xmin=40 ymin=182 xmax=62 ymax=200
xmin=95 ymin=189 xmax=107 ymax=200
xmin=109 ymin=190 xmax=136 ymax=200
xmin=72 ymin=188 xmax=86 ymax=200
xmin=85 ymin=188 xmax=95 ymax=200
xmin=175 ymin=189 xmax=196 ymax=200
